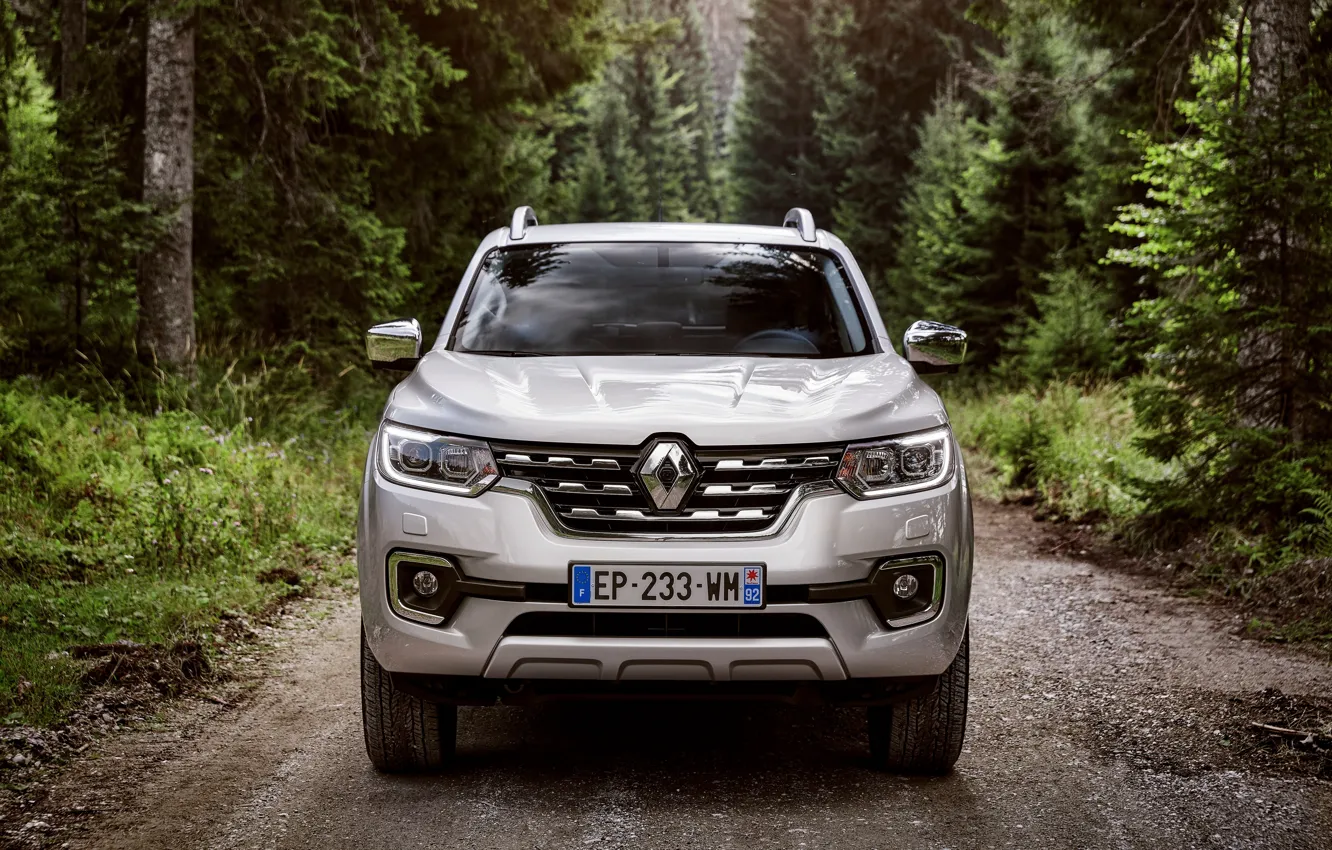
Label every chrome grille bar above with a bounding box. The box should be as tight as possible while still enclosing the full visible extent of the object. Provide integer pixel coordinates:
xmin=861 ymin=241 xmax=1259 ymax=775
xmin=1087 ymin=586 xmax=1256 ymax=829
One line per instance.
xmin=712 ymin=456 xmax=836 ymax=470
xmin=501 ymin=453 xmax=621 ymax=470
xmin=563 ymin=508 xmax=772 ymax=521
xmin=547 ymin=482 xmax=634 ymax=495
xmin=681 ymin=509 xmax=770 ymax=520
xmin=701 ymin=483 xmax=788 ymax=496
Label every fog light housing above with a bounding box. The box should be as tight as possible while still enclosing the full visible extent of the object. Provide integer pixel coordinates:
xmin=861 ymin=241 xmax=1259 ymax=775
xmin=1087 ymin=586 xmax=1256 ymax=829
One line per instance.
xmin=390 ymin=552 xmax=464 ymax=625
xmin=867 ymin=555 xmax=944 ymax=627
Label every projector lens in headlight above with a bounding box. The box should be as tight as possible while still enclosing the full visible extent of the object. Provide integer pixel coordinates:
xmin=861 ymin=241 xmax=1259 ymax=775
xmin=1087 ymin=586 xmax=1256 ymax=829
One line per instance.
xmin=837 ymin=427 xmax=953 ymax=499
xmin=379 ymin=424 xmax=498 ymax=496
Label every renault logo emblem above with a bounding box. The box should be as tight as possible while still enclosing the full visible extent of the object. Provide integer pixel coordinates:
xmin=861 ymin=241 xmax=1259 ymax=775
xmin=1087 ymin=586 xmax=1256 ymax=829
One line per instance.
xmin=636 ymin=440 xmax=697 ymax=511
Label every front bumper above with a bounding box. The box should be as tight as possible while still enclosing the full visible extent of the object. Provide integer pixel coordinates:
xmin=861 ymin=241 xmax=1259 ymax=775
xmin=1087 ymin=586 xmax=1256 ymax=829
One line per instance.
xmin=358 ymin=457 xmax=973 ymax=683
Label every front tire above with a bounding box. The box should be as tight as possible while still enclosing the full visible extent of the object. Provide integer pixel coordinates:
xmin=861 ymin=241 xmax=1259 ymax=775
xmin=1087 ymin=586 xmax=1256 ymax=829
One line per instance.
xmin=361 ymin=626 xmax=457 ymax=773
xmin=868 ymin=627 xmax=969 ymax=775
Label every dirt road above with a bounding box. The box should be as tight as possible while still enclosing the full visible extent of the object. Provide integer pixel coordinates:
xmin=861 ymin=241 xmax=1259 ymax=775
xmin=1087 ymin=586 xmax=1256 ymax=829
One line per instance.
xmin=10 ymin=503 xmax=1332 ymax=849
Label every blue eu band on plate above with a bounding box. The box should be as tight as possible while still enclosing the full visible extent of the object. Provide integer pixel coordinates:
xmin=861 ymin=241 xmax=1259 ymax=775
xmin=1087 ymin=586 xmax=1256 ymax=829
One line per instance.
xmin=570 ymin=564 xmax=764 ymax=609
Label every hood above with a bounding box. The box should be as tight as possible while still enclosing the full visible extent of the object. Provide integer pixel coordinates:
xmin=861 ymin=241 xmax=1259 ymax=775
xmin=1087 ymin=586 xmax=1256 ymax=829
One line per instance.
xmin=384 ymin=352 xmax=948 ymax=447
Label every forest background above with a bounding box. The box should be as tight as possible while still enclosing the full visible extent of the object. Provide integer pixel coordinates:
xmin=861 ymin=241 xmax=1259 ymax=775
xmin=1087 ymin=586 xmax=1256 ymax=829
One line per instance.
xmin=2 ymin=0 xmax=1330 ymax=723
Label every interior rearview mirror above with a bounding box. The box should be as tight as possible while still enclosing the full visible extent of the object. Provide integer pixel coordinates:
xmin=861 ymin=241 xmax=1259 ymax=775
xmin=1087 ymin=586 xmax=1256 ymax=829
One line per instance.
xmin=366 ymin=319 xmax=423 ymax=371
xmin=903 ymin=320 xmax=967 ymax=374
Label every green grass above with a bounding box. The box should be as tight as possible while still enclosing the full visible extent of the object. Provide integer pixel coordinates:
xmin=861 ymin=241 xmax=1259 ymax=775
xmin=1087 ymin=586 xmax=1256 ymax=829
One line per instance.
xmin=947 ymin=381 xmax=1169 ymax=523
xmin=0 ymin=370 xmax=375 ymax=725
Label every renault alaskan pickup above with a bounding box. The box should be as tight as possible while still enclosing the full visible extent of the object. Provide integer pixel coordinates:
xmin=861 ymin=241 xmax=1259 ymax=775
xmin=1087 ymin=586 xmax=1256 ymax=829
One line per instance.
xmin=358 ymin=207 xmax=972 ymax=775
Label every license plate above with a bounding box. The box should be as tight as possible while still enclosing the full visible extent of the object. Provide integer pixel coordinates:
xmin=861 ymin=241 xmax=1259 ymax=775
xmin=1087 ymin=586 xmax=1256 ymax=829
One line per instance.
xmin=569 ymin=564 xmax=764 ymax=609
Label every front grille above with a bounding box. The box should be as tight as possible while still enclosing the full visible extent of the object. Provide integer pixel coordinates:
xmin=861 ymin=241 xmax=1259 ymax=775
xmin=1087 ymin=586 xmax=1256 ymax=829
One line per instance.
xmin=493 ymin=440 xmax=843 ymax=535
xmin=504 ymin=612 xmax=829 ymax=639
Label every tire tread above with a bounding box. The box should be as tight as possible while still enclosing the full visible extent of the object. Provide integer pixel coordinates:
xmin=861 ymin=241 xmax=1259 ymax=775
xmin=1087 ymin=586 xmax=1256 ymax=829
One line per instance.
xmin=361 ymin=626 xmax=456 ymax=773
xmin=868 ymin=628 xmax=969 ymax=775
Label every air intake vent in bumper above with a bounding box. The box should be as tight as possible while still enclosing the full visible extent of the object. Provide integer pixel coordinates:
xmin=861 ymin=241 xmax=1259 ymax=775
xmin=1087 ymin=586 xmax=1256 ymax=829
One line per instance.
xmin=504 ymin=612 xmax=829 ymax=639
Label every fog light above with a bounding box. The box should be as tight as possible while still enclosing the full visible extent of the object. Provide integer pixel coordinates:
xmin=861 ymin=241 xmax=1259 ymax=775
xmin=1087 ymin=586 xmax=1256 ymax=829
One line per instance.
xmin=390 ymin=553 xmax=464 ymax=626
xmin=413 ymin=570 xmax=440 ymax=597
xmin=892 ymin=573 xmax=919 ymax=599
xmin=865 ymin=555 xmax=944 ymax=627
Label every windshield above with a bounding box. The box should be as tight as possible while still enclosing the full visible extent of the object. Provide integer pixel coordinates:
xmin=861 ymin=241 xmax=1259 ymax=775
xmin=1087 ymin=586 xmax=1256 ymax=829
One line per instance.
xmin=451 ymin=242 xmax=871 ymax=357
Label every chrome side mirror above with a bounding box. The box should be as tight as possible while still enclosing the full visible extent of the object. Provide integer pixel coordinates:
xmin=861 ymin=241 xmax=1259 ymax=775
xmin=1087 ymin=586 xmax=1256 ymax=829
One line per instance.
xmin=903 ymin=320 xmax=967 ymax=374
xmin=366 ymin=319 xmax=423 ymax=371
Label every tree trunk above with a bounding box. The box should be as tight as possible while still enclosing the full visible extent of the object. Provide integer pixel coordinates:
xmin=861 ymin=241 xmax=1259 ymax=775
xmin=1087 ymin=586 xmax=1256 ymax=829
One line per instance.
xmin=58 ymin=0 xmax=84 ymax=97
xmin=58 ymin=0 xmax=88 ymax=344
xmin=138 ymin=4 xmax=195 ymax=371
xmin=1239 ymin=0 xmax=1311 ymax=437
xmin=1248 ymin=0 xmax=1310 ymax=109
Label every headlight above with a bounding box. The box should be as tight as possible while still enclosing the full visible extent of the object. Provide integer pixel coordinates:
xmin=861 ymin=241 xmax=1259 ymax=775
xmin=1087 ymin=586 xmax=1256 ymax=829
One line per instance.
xmin=836 ymin=426 xmax=954 ymax=499
xmin=378 ymin=424 xmax=498 ymax=496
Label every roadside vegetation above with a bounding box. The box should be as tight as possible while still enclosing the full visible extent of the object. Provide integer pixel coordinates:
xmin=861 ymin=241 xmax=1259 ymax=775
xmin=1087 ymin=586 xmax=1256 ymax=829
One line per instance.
xmin=0 ymin=359 xmax=378 ymax=725
xmin=948 ymin=383 xmax=1166 ymax=525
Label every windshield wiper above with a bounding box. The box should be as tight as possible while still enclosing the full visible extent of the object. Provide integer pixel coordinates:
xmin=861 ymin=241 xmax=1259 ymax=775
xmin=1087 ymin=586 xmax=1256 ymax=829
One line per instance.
xmin=471 ymin=350 xmax=556 ymax=357
xmin=467 ymin=350 xmax=696 ymax=357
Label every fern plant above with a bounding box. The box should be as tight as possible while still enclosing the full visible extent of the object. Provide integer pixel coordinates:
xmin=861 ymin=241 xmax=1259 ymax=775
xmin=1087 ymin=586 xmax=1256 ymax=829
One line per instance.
xmin=1300 ymin=488 xmax=1332 ymax=559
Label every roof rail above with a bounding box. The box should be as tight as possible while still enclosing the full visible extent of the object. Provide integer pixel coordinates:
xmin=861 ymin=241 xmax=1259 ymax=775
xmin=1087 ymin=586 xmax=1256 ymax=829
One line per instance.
xmin=783 ymin=208 xmax=817 ymax=242
xmin=510 ymin=206 xmax=538 ymax=241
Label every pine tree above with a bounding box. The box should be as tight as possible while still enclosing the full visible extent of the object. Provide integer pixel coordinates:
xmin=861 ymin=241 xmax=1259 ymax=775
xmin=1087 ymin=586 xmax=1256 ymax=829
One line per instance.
xmin=551 ymin=0 xmax=719 ymax=224
xmin=1110 ymin=5 xmax=1332 ymax=534
xmin=884 ymin=96 xmax=995 ymax=342
xmin=727 ymin=0 xmax=828 ymax=227
xmin=695 ymin=0 xmax=751 ymax=121
xmin=887 ymin=9 xmax=1110 ymax=367
xmin=565 ymin=80 xmax=652 ymax=222
xmin=979 ymin=12 xmax=1125 ymax=368
xmin=0 ymin=16 xmax=66 ymax=359
xmin=200 ymin=0 xmax=608 ymax=335
xmin=2 ymin=0 xmax=151 ymax=362
xmin=1057 ymin=0 xmax=1230 ymax=133
xmin=623 ymin=39 xmax=693 ymax=221
xmin=974 ymin=29 xmax=1083 ymax=351
xmin=1017 ymin=267 xmax=1117 ymax=383
xmin=661 ymin=0 xmax=723 ymax=221
xmin=569 ymin=142 xmax=612 ymax=222
xmin=814 ymin=0 xmax=978 ymax=283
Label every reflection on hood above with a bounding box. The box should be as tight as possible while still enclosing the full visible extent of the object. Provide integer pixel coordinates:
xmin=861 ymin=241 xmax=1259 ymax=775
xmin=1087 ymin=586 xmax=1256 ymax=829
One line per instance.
xmin=385 ymin=352 xmax=947 ymax=447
